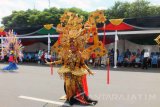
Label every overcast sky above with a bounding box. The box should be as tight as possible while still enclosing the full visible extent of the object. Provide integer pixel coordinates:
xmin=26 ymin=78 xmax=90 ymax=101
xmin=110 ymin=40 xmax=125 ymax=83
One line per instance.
xmin=0 ymin=0 xmax=160 ymax=25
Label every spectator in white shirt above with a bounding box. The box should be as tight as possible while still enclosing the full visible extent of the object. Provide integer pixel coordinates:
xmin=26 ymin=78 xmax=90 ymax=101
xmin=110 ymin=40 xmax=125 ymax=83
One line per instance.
xmin=142 ymin=49 xmax=150 ymax=69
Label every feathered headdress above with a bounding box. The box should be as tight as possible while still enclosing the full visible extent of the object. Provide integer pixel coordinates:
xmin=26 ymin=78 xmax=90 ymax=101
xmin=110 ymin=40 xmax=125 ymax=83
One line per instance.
xmin=52 ymin=10 xmax=107 ymax=60
xmin=2 ymin=30 xmax=23 ymax=59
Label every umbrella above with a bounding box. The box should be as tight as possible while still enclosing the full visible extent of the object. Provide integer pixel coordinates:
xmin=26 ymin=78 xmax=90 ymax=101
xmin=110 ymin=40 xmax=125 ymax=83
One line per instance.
xmin=154 ymin=35 xmax=160 ymax=46
xmin=43 ymin=24 xmax=55 ymax=75
xmin=99 ymin=19 xmax=133 ymax=68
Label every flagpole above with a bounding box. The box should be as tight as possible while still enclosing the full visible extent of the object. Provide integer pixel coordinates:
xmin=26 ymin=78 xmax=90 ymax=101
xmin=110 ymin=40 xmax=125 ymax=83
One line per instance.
xmin=48 ymin=33 xmax=51 ymax=54
xmin=103 ymin=23 xmax=106 ymax=46
xmin=103 ymin=23 xmax=110 ymax=84
xmin=48 ymin=33 xmax=53 ymax=75
xmin=1 ymin=35 xmax=4 ymax=59
xmin=34 ymin=0 xmax=36 ymax=9
xmin=48 ymin=0 xmax=51 ymax=8
xmin=114 ymin=30 xmax=118 ymax=68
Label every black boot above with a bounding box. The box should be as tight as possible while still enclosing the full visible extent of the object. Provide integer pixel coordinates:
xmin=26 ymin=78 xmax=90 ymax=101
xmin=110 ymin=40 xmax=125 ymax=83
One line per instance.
xmin=69 ymin=96 xmax=78 ymax=105
xmin=86 ymin=97 xmax=98 ymax=105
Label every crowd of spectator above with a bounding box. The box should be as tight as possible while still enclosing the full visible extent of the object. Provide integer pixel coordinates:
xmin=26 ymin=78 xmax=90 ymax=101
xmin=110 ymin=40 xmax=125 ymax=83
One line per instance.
xmin=109 ymin=48 xmax=160 ymax=69
xmin=1 ymin=49 xmax=57 ymax=64
xmin=86 ymin=48 xmax=160 ymax=69
xmin=1 ymin=48 xmax=160 ymax=69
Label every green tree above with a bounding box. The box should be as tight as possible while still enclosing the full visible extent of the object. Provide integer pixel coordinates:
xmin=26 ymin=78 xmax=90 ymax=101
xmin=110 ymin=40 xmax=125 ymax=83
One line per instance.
xmin=128 ymin=0 xmax=150 ymax=18
xmin=105 ymin=1 xmax=130 ymax=19
xmin=2 ymin=7 xmax=89 ymax=29
xmin=2 ymin=0 xmax=160 ymax=29
xmin=105 ymin=0 xmax=160 ymax=19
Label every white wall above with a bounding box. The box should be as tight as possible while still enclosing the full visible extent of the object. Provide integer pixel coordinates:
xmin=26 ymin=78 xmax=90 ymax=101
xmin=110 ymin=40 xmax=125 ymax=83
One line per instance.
xmin=23 ymin=43 xmax=47 ymax=52
xmin=23 ymin=40 xmax=159 ymax=54
xmin=106 ymin=40 xmax=160 ymax=54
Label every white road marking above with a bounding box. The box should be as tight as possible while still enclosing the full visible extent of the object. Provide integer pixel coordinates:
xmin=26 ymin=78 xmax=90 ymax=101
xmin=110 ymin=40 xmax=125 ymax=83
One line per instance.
xmin=18 ymin=95 xmax=70 ymax=106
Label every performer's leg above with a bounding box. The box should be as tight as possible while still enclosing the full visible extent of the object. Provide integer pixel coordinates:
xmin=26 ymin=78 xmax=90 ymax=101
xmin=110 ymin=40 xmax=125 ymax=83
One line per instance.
xmin=64 ymin=73 xmax=78 ymax=105
xmin=74 ymin=76 xmax=98 ymax=105
xmin=65 ymin=75 xmax=73 ymax=101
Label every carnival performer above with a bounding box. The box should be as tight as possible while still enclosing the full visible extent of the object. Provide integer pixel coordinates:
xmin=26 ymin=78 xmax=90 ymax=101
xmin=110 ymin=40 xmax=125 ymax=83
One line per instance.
xmin=2 ymin=30 xmax=23 ymax=71
xmin=2 ymin=50 xmax=18 ymax=71
xmin=46 ymin=10 xmax=107 ymax=106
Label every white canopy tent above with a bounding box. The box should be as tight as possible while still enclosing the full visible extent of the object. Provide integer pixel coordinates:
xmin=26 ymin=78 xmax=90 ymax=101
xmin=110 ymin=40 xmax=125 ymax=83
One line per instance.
xmin=1 ymin=29 xmax=160 ymax=61
xmin=1 ymin=29 xmax=160 ymax=39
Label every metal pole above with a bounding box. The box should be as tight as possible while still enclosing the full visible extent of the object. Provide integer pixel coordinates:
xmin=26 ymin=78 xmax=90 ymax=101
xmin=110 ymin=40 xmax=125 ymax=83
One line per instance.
xmin=48 ymin=0 xmax=50 ymax=8
xmin=1 ymin=35 xmax=4 ymax=59
xmin=34 ymin=0 xmax=36 ymax=9
xmin=114 ymin=30 xmax=118 ymax=68
xmin=48 ymin=34 xmax=51 ymax=54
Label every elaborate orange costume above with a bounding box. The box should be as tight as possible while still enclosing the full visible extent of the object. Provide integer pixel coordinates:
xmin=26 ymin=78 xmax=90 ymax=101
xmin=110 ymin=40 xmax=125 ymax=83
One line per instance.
xmin=48 ymin=10 xmax=107 ymax=105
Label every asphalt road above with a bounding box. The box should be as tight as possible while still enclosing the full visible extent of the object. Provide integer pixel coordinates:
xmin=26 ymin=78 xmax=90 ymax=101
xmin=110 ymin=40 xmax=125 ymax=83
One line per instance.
xmin=0 ymin=63 xmax=160 ymax=107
